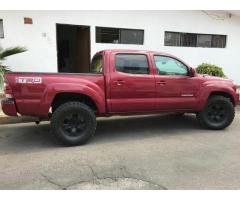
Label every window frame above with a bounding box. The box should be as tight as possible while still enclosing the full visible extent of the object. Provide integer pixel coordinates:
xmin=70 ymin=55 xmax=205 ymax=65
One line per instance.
xmin=153 ymin=55 xmax=190 ymax=77
xmin=164 ymin=31 xmax=227 ymax=48
xmin=96 ymin=26 xmax=144 ymax=45
xmin=114 ymin=53 xmax=151 ymax=75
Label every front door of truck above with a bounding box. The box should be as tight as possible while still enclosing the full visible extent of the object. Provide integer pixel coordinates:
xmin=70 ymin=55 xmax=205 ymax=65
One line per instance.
xmin=153 ymin=55 xmax=199 ymax=111
xmin=109 ymin=53 xmax=156 ymax=113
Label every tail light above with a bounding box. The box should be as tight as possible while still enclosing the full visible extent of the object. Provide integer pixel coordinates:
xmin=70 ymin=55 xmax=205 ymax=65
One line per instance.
xmin=3 ymin=76 xmax=13 ymax=98
xmin=237 ymin=87 xmax=240 ymax=94
xmin=233 ymin=85 xmax=237 ymax=92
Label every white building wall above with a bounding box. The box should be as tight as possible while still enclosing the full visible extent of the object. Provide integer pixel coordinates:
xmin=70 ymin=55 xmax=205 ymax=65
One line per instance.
xmin=0 ymin=10 xmax=240 ymax=84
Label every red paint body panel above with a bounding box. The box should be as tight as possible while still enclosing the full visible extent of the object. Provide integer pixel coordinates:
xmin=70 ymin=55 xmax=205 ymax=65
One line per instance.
xmin=1 ymin=49 xmax=239 ymax=118
xmin=1 ymin=98 xmax=18 ymax=116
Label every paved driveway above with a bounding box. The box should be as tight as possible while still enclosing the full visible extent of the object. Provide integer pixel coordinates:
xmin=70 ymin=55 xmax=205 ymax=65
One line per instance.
xmin=0 ymin=112 xmax=240 ymax=189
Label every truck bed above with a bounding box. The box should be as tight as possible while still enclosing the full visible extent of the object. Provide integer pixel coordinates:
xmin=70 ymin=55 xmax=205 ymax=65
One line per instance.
xmin=5 ymin=72 xmax=105 ymax=117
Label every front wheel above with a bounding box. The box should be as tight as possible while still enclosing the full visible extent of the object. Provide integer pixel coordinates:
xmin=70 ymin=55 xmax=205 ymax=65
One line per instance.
xmin=197 ymin=95 xmax=235 ymax=130
xmin=51 ymin=102 xmax=97 ymax=146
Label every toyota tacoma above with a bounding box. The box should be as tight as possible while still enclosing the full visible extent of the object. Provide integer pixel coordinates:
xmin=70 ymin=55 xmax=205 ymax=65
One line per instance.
xmin=1 ymin=50 xmax=239 ymax=145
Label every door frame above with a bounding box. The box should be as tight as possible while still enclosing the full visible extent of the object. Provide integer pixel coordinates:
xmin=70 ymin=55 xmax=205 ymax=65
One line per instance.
xmin=56 ymin=23 xmax=91 ymax=73
xmin=108 ymin=51 xmax=157 ymax=113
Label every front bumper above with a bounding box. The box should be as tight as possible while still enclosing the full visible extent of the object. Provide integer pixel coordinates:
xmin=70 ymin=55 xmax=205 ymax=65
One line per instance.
xmin=1 ymin=98 xmax=18 ymax=116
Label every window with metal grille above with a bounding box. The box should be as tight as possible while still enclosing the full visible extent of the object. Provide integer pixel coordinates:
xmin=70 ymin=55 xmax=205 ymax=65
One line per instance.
xmin=164 ymin=31 xmax=226 ymax=48
xmin=0 ymin=19 xmax=4 ymax=38
xmin=96 ymin=27 xmax=144 ymax=45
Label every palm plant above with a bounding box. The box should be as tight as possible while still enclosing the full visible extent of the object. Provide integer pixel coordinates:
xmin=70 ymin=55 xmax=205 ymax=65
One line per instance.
xmin=0 ymin=46 xmax=27 ymax=93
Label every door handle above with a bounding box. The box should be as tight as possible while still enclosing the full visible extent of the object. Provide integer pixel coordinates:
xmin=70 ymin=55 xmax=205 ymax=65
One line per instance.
xmin=156 ymin=80 xmax=166 ymax=85
xmin=114 ymin=80 xmax=125 ymax=86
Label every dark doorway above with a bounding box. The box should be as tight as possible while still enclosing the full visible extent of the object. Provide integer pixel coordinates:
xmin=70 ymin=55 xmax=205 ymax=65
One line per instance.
xmin=56 ymin=24 xmax=91 ymax=73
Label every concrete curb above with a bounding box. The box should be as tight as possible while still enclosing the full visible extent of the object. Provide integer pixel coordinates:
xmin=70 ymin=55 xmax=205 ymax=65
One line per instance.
xmin=0 ymin=115 xmax=37 ymax=125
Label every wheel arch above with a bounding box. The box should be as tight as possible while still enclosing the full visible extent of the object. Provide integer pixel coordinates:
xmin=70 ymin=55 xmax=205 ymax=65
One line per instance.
xmin=208 ymin=91 xmax=235 ymax=105
xmin=198 ymin=88 xmax=236 ymax=110
xmin=51 ymin=92 xmax=98 ymax=113
xmin=39 ymin=82 xmax=106 ymax=116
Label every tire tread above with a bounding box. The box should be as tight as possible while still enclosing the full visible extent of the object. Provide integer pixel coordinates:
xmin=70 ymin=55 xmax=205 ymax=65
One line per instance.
xmin=197 ymin=95 xmax=235 ymax=130
xmin=51 ymin=101 xmax=96 ymax=146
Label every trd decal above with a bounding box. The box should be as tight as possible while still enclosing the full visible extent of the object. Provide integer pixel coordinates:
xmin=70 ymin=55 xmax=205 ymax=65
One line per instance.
xmin=16 ymin=77 xmax=42 ymax=84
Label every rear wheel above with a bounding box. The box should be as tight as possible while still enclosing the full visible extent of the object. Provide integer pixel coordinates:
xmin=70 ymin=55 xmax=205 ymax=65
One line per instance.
xmin=51 ymin=102 xmax=96 ymax=146
xmin=197 ymin=95 xmax=235 ymax=130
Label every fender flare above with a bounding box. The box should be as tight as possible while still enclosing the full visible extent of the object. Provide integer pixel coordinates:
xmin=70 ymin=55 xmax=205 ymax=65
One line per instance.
xmin=198 ymin=84 xmax=236 ymax=110
xmin=38 ymin=83 xmax=106 ymax=117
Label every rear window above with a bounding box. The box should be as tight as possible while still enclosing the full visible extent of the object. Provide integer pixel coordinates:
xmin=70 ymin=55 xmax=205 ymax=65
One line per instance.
xmin=115 ymin=54 xmax=149 ymax=74
xmin=90 ymin=54 xmax=103 ymax=73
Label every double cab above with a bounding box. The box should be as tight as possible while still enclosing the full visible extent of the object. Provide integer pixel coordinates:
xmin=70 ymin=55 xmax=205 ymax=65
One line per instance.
xmin=2 ymin=50 xmax=239 ymax=145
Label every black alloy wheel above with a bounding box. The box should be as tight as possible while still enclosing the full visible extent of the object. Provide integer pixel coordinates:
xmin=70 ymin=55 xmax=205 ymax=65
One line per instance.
xmin=197 ymin=95 xmax=235 ymax=130
xmin=51 ymin=102 xmax=97 ymax=146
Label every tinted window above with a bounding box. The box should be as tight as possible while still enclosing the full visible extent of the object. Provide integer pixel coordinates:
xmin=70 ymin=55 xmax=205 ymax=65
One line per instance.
xmin=197 ymin=34 xmax=212 ymax=47
xmin=0 ymin=19 xmax=4 ymax=38
xmin=90 ymin=55 xmax=103 ymax=73
xmin=154 ymin=56 xmax=188 ymax=76
xmin=212 ymin=35 xmax=226 ymax=48
xmin=116 ymin=54 xmax=149 ymax=74
xmin=182 ymin=33 xmax=197 ymax=47
xmin=120 ymin=29 xmax=144 ymax=44
xmin=164 ymin=32 xmax=180 ymax=46
xmin=96 ymin=27 xmax=144 ymax=45
xmin=164 ymin=31 xmax=226 ymax=48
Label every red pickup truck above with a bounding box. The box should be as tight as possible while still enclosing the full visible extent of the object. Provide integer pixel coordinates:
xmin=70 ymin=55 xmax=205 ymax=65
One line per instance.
xmin=1 ymin=49 xmax=239 ymax=145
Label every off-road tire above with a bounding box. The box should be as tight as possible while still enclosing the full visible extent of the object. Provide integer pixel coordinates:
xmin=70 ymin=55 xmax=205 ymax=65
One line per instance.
xmin=197 ymin=95 xmax=235 ymax=130
xmin=51 ymin=101 xmax=97 ymax=146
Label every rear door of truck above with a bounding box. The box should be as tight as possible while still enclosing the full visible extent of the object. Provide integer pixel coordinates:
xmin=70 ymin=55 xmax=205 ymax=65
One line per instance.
xmin=108 ymin=51 xmax=156 ymax=113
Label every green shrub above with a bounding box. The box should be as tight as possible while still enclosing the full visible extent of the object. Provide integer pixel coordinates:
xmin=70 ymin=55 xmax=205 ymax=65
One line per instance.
xmin=196 ymin=63 xmax=225 ymax=77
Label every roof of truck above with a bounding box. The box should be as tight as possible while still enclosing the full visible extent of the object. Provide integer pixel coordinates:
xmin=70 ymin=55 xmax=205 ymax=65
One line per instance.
xmin=96 ymin=49 xmax=189 ymax=66
xmin=97 ymin=49 xmax=178 ymax=58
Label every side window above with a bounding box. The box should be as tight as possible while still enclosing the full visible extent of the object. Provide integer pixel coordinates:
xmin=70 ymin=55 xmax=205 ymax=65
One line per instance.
xmin=154 ymin=56 xmax=188 ymax=76
xmin=90 ymin=54 xmax=103 ymax=73
xmin=115 ymin=54 xmax=149 ymax=74
xmin=0 ymin=19 xmax=4 ymax=38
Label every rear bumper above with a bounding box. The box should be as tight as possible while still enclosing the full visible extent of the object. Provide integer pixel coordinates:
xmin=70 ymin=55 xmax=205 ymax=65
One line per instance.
xmin=1 ymin=98 xmax=18 ymax=116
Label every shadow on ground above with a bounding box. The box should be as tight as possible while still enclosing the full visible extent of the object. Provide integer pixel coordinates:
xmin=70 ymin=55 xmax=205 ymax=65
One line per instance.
xmin=0 ymin=113 xmax=203 ymax=153
xmin=94 ymin=113 xmax=201 ymax=142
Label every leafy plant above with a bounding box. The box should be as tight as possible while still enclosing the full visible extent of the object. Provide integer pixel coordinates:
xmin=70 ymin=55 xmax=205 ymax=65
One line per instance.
xmin=0 ymin=46 xmax=27 ymax=93
xmin=196 ymin=63 xmax=225 ymax=77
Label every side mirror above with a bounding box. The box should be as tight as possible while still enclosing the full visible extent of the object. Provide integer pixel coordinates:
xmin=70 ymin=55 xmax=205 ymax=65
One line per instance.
xmin=190 ymin=67 xmax=196 ymax=77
